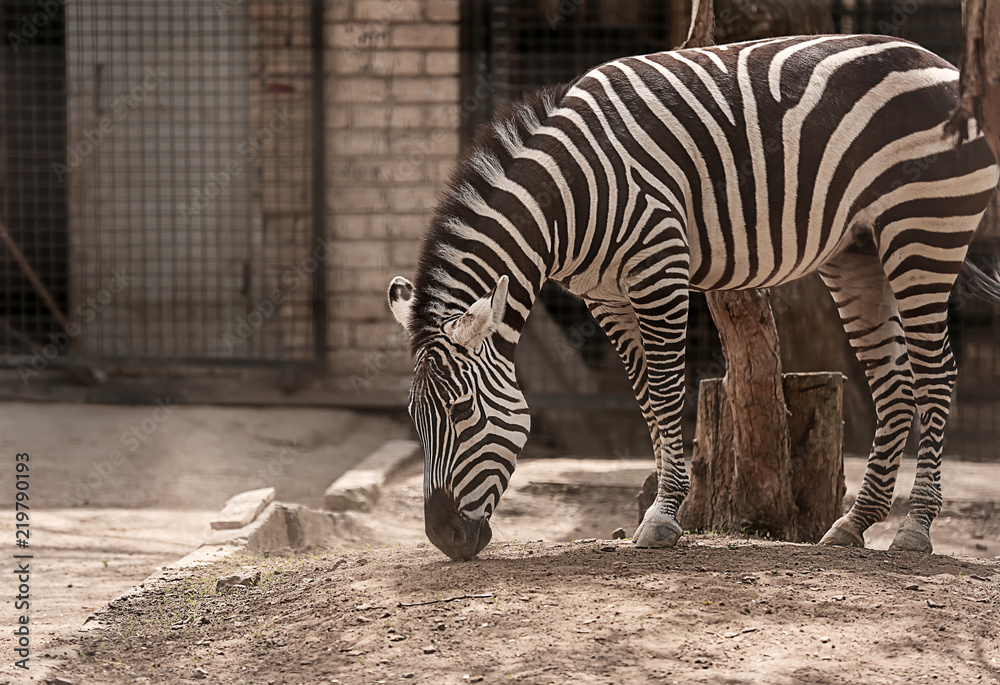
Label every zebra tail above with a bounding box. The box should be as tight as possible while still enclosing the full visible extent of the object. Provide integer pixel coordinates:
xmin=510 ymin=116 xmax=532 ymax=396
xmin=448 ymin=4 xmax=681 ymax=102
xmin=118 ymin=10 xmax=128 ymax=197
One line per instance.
xmin=958 ymin=258 xmax=1000 ymax=305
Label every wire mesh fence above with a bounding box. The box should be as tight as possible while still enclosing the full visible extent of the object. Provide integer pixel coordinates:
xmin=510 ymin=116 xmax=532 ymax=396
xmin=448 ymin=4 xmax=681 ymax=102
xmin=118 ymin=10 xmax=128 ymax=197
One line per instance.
xmin=0 ymin=0 xmax=323 ymax=368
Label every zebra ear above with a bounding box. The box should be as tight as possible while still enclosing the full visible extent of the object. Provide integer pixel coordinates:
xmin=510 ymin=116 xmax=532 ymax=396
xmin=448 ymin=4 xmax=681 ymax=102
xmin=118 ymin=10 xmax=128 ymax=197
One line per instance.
xmin=388 ymin=276 xmax=415 ymax=330
xmin=446 ymin=276 xmax=509 ymax=349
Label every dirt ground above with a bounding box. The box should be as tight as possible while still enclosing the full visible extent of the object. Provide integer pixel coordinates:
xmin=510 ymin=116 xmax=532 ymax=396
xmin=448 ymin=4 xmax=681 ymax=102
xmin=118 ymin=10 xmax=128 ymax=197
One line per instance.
xmin=0 ymin=401 xmax=410 ymax=684
xmin=31 ymin=455 xmax=1000 ymax=685
xmin=3 ymin=400 xmax=1000 ymax=684
xmin=42 ymin=538 xmax=1000 ymax=685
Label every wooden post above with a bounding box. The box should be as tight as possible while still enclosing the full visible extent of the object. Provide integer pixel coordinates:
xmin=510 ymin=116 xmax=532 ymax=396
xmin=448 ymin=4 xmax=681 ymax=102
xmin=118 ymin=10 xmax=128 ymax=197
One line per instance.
xmin=706 ymin=290 xmax=795 ymax=538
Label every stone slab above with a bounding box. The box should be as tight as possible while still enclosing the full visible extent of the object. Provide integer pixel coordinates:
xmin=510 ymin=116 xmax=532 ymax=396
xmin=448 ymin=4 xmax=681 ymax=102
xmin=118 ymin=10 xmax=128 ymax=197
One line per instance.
xmin=210 ymin=487 xmax=276 ymax=530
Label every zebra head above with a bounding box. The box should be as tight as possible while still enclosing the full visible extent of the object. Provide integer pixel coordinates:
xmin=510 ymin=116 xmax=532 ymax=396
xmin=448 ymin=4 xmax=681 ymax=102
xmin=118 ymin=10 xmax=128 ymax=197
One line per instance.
xmin=387 ymin=274 xmax=530 ymax=561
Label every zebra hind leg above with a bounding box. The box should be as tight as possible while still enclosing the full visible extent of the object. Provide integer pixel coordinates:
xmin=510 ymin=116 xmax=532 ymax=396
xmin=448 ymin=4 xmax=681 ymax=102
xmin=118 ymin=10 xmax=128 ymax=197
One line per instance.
xmin=882 ymin=249 xmax=967 ymax=553
xmin=817 ymin=245 xmax=915 ymax=548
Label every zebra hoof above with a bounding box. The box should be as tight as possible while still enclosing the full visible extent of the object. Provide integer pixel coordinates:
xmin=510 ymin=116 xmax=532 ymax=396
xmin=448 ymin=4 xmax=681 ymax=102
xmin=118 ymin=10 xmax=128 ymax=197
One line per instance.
xmin=817 ymin=518 xmax=865 ymax=548
xmin=633 ymin=517 xmax=683 ymax=548
xmin=888 ymin=519 xmax=933 ymax=553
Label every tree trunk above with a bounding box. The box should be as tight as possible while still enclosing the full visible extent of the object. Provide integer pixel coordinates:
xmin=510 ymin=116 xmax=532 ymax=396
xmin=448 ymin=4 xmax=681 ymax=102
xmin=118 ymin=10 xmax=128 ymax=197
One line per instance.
xmin=706 ymin=290 xmax=795 ymax=538
xmin=949 ymin=0 xmax=1000 ymax=161
xmin=678 ymin=372 xmax=845 ymax=542
xmin=689 ymin=0 xmax=798 ymax=541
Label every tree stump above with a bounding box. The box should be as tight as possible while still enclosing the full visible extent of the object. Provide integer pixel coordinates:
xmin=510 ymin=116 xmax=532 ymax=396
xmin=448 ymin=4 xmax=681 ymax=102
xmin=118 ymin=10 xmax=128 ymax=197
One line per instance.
xmin=678 ymin=372 xmax=845 ymax=542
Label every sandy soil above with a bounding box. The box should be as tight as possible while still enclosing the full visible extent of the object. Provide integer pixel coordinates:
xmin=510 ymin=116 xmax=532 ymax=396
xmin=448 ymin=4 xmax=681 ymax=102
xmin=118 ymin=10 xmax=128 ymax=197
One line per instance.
xmin=43 ymin=538 xmax=1000 ymax=685
xmin=3 ymin=401 xmax=998 ymax=684
xmin=33 ymin=456 xmax=1000 ymax=685
xmin=0 ymin=402 xmax=410 ymax=684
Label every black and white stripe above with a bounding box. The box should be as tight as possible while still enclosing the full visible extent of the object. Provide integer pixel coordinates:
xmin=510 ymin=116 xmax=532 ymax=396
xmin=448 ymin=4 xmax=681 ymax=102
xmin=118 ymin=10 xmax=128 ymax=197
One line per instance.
xmin=388 ymin=34 xmax=1000 ymax=560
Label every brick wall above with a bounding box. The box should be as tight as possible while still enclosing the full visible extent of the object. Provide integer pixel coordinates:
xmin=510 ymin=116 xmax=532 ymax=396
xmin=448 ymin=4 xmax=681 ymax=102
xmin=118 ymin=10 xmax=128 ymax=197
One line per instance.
xmin=324 ymin=0 xmax=462 ymax=397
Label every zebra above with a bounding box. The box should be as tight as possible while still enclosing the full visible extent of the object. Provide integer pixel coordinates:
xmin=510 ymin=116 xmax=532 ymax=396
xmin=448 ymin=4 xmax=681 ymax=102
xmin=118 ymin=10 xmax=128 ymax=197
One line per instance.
xmin=387 ymin=34 xmax=1000 ymax=561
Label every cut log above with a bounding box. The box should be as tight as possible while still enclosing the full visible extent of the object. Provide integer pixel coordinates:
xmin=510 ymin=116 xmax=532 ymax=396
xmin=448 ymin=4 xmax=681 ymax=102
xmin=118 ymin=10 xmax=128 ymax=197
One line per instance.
xmin=678 ymin=372 xmax=845 ymax=542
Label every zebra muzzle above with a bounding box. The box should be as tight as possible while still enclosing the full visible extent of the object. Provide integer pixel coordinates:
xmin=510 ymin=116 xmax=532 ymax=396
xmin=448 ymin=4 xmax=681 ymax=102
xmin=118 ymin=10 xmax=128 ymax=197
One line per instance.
xmin=424 ymin=490 xmax=493 ymax=561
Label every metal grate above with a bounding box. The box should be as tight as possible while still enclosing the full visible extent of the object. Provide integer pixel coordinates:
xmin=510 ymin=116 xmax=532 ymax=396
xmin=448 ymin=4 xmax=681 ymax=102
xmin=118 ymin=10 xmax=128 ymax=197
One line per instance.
xmin=0 ymin=0 xmax=324 ymax=369
xmin=467 ymin=0 xmax=1000 ymax=460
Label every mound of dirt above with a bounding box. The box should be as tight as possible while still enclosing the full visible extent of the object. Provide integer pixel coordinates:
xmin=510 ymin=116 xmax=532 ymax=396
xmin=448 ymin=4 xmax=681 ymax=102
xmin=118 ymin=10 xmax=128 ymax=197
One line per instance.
xmin=46 ymin=537 xmax=1000 ymax=684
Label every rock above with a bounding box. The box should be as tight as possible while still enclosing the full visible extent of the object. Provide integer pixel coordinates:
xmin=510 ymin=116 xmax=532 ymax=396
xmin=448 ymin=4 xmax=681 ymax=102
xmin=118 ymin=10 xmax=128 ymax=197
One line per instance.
xmin=216 ymin=571 xmax=261 ymax=593
xmin=611 ymin=527 xmax=627 ymax=539
xmin=422 ymin=645 xmax=436 ymax=654
xmin=191 ymin=667 xmax=209 ymax=680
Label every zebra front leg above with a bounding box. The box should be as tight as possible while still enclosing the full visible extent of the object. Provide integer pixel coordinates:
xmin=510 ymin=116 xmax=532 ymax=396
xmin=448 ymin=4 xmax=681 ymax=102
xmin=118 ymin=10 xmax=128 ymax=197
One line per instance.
xmin=585 ymin=298 xmax=661 ymax=468
xmin=632 ymin=364 xmax=687 ymax=548
xmin=627 ymin=280 xmax=690 ymax=548
xmin=817 ymin=247 xmax=915 ymax=548
xmin=585 ymin=299 xmax=680 ymax=545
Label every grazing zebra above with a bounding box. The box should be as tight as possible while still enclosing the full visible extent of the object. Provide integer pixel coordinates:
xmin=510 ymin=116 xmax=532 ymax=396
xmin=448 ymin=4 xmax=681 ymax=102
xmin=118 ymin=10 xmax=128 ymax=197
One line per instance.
xmin=387 ymin=34 xmax=1000 ymax=561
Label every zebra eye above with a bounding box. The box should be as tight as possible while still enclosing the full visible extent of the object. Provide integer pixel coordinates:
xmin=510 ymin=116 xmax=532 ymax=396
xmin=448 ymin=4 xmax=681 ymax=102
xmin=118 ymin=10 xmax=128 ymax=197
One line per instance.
xmin=448 ymin=394 xmax=475 ymax=422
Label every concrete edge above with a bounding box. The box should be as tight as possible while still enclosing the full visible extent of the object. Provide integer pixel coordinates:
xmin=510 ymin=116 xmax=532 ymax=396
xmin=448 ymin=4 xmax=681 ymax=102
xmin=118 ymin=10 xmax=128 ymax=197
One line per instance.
xmin=323 ymin=439 xmax=421 ymax=511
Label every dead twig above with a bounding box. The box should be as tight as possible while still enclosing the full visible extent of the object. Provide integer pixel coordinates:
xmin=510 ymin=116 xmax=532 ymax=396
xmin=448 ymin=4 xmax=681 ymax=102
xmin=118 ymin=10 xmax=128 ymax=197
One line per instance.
xmin=398 ymin=593 xmax=493 ymax=608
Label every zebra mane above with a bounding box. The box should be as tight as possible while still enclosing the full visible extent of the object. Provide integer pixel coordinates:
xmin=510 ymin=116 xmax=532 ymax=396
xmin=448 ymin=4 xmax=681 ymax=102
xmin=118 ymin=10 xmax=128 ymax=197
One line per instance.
xmin=408 ymin=82 xmax=572 ymax=353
